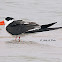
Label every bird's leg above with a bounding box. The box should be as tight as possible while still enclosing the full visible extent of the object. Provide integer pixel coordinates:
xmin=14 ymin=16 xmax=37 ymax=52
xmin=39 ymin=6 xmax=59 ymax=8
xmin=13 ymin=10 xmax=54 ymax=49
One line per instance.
xmin=15 ymin=36 xmax=17 ymax=41
xmin=19 ymin=37 xmax=20 ymax=42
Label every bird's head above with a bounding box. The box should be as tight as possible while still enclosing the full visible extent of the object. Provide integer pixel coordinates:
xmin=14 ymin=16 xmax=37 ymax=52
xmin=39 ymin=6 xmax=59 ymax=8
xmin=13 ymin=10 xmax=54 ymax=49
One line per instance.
xmin=0 ymin=17 xmax=14 ymax=27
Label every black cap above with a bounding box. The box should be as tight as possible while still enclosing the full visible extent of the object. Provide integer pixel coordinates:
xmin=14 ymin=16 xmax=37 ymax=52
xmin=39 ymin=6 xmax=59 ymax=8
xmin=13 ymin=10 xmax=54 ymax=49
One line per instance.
xmin=5 ymin=17 xmax=14 ymax=21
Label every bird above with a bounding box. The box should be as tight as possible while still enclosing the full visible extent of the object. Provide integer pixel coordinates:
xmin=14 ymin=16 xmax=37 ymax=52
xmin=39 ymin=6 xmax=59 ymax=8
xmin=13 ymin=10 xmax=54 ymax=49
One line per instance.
xmin=0 ymin=17 xmax=62 ymax=42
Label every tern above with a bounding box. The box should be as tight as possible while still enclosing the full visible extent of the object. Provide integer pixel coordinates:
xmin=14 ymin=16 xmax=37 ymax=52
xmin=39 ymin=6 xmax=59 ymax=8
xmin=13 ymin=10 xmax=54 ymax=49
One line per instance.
xmin=0 ymin=17 xmax=62 ymax=42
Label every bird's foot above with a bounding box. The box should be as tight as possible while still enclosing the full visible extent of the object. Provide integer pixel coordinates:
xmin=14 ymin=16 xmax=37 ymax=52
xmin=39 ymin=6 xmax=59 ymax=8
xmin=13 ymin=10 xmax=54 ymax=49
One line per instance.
xmin=15 ymin=36 xmax=17 ymax=41
xmin=18 ymin=37 xmax=20 ymax=42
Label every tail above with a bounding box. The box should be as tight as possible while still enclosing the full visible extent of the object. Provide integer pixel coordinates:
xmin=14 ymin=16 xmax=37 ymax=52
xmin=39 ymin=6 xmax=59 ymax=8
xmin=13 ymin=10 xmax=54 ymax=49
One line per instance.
xmin=41 ymin=22 xmax=57 ymax=29
xmin=25 ymin=22 xmax=62 ymax=33
xmin=39 ymin=27 xmax=62 ymax=32
xmin=25 ymin=27 xmax=62 ymax=33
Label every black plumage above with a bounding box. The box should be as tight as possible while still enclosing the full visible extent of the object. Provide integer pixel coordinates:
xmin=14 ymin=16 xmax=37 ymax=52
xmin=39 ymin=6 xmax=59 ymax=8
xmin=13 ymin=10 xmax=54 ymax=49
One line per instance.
xmin=5 ymin=17 xmax=62 ymax=35
xmin=6 ymin=21 xmax=39 ymax=35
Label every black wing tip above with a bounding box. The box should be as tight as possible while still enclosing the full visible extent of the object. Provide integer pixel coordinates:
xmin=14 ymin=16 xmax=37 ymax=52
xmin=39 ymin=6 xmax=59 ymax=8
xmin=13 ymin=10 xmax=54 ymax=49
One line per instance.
xmin=54 ymin=22 xmax=57 ymax=24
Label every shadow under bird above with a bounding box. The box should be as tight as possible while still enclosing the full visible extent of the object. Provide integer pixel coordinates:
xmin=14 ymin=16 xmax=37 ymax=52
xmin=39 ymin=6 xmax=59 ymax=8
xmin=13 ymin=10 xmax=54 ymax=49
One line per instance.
xmin=0 ymin=17 xmax=62 ymax=42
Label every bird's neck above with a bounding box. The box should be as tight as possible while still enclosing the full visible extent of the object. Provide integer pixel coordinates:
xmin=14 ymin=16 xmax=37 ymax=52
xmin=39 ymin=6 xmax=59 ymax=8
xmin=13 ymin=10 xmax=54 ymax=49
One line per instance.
xmin=4 ymin=20 xmax=14 ymax=28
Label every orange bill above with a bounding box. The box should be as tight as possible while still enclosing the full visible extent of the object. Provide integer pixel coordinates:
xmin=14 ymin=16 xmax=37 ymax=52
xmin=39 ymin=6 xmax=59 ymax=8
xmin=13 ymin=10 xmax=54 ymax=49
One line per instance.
xmin=0 ymin=21 xmax=5 ymax=25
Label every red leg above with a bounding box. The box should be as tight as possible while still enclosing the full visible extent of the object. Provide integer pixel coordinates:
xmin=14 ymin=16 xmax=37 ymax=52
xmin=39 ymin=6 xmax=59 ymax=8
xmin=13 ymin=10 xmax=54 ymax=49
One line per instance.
xmin=19 ymin=37 xmax=20 ymax=42
xmin=15 ymin=36 xmax=17 ymax=41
